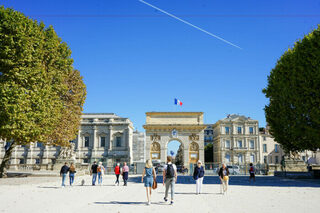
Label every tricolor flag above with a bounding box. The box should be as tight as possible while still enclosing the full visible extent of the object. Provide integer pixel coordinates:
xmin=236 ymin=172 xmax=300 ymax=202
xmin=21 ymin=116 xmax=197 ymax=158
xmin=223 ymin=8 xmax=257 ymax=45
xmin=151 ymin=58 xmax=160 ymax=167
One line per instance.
xmin=174 ymin=98 xmax=183 ymax=106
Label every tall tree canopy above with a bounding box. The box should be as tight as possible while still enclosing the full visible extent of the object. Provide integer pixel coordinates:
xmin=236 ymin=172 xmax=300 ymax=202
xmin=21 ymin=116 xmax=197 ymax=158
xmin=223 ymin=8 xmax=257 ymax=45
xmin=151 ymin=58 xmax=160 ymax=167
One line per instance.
xmin=0 ymin=7 xmax=86 ymax=177
xmin=263 ymin=25 xmax=320 ymax=153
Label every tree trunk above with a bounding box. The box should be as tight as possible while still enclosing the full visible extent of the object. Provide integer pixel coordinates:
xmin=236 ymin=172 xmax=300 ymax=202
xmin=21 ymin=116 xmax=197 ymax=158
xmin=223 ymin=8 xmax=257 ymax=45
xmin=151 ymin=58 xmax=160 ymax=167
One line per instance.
xmin=0 ymin=141 xmax=16 ymax=178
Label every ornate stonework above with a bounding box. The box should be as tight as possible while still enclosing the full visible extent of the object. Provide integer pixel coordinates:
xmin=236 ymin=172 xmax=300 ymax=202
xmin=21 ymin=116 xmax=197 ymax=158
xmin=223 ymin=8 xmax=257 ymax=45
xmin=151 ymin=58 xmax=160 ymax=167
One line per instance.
xmin=150 ymin=134 xmax=161 ymax=142
xmin=189 ymin=134 xmax=199 ymax=141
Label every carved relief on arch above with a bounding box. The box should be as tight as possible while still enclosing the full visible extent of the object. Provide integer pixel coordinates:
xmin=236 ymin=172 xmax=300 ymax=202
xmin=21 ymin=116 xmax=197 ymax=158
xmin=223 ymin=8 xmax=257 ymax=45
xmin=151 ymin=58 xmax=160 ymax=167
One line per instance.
xmin=189 ymin=134 xmax=199 ymax=141
xmin=189 ymin=142 xmax=199 ymax=151
xmin=150 ymin=134 xmax=161 ymax=142
xmin=151 ymin=142 xmax=160 ymax=152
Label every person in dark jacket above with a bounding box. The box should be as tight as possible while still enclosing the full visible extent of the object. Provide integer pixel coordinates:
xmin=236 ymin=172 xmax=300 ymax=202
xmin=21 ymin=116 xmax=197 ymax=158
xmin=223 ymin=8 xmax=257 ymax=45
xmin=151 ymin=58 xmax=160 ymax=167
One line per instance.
xmin=90 ymin=161 xmax=98 ymax=186
xmin=193 ymin=160 xmax=205 ymax=194
xmin=60 ymin=162 xmax=69 ymax=187
xmin=218 ymin=164 xmax=229 ymax=194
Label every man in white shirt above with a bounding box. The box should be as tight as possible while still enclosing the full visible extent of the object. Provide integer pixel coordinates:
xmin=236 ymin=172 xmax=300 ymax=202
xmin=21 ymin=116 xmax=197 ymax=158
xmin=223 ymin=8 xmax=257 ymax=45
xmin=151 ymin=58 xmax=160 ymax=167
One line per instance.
xmin=163 ymin=156 xmax=177 ymax=205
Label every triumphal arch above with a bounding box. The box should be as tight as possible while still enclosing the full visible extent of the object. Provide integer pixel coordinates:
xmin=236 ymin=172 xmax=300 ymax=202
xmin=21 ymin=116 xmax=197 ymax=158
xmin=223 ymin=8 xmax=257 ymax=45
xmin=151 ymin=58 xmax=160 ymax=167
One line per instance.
xmin=143 ymin=112 xmax=206 ymax=168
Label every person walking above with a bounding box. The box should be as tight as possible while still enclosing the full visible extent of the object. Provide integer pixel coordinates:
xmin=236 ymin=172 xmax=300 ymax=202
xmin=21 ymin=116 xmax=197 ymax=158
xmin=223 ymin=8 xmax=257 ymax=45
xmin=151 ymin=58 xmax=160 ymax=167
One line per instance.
xmin=218 ymin=164 xmax=229 ymax=195
xmin=69 ymin=163 xmax=76 ymax=186
xmin=90 ymin=161 xmax=98 ymax=186
xmin=141 ymin=159 xmax=156 ymax=205
xmin=193 ymin=160 xmax=205 ymax=195
xmin=114 ymin=163 xmax=121 ymax=186
xmin=249 ymin=163 xmax=255 ymax=183
xmin=122 ymin=162 xmax=129 ymax=186
xmin=163 ymin=156 xmax=177 ymax=205
xmin=60 ymin=162 xmax=69 ymax=187
xmin=97 ymin=162 xmax=105 ymax=185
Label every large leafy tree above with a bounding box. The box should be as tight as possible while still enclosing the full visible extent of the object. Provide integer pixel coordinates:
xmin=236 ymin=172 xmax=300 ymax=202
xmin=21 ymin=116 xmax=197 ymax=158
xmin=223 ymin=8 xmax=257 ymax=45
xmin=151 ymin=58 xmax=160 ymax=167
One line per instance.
xmin=263 ymin=25 xmax=320 ymax=153
xmin=0 ymin=7 xmax=86 ymax=177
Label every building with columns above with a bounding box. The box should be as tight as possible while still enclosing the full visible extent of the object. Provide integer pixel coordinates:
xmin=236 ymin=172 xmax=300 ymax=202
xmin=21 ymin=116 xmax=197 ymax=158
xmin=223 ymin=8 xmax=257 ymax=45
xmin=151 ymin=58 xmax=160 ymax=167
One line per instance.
xmin=213 ymin=114 xmax=260 ymax=165
xmin=0 ymin=113 xmax=146 ymax=169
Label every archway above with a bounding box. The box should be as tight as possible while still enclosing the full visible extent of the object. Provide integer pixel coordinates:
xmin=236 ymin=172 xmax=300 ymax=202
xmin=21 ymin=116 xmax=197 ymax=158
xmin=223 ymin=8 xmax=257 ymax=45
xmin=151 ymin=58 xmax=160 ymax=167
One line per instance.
xmin=167 ymin=140 xmax=184 ymax=166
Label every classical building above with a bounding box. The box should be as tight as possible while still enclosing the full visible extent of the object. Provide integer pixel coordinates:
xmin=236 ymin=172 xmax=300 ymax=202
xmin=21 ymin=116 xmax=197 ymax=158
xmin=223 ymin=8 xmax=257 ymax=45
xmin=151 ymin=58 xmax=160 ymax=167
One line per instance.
xmin=204 ymin=125 xmax=214 ymax=146
xmin=143 ymin=112 xmax=206 ymax=170
xmin=213 ymin=114 xmax=260 ymax=165
xmin=132 ymin=130 xmax=146 ymax=163
xmin=259 ymin=126 xmax=315 ymax=164
xmin=0 ymin=113 xmax=146 ymax=169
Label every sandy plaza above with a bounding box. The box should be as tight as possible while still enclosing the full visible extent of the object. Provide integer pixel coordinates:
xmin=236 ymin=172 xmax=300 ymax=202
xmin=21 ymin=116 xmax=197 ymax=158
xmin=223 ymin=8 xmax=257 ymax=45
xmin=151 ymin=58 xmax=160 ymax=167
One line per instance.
xmin=0 ymin=174 xmax=319 ymax=213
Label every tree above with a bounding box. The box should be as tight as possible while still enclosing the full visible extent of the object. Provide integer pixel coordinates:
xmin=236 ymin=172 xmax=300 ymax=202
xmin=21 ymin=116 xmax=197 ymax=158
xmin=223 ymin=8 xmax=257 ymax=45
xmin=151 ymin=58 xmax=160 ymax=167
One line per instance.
xmin=263 ymin=25 xmax=320 ymax=153
xmin=204 ymin=143 xmax=213 ymax=162
xmin=0 ymin=7 xmax=86 ymax=177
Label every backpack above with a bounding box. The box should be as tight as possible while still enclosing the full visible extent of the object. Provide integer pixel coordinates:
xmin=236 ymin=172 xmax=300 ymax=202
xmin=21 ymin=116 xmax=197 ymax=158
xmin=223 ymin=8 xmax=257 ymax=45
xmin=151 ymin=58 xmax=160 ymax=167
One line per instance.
xmin=166 ymin=164 xmax=175 ymax=178
xmin=249 ymin=166 xmax=254 ymax=173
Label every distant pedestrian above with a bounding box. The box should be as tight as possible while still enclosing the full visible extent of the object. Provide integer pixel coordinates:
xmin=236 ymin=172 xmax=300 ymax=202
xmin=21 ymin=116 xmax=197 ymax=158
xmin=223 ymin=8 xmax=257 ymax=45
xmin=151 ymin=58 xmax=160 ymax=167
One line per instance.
xmin=163 ymin=156 xmax=177 ymax=205
xmin=90 ymin=161 xmax=98 ymax=186
xmin=97 ymin=162 xmax=105 ymax=185
xmin=114 ymin=163 xmax=121 ymax=186
xmin=193 ymin=160 xmax=205 ymax=194
xmin=122 ymin=162 xmax=129 ymax=186
xmin=249 ymin=163 xmax=255 ymax=182
xmin=218 ymin=164 xmax=229 ymax=195
xmin=141 ymin=159 xmax=156 ymax=205
xmin=60 ymin=162 xmax=69 ymax=187
xmin=69 ymin=163 xmax=76 ymax=186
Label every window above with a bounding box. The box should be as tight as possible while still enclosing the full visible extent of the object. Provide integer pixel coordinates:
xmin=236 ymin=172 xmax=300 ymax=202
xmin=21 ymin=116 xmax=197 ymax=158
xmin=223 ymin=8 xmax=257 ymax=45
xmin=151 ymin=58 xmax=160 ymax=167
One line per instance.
xmin=237 ymin=140 xmax=242 ymax=148
xmin=237 ymin=127 xmax=242 ymax=134
xmin=35 ymin=159 xmax=40 ymax=164
xmin=19 ymin=159 xmax=25 ymax=164
xmin=302 ymin=156 xmax=306 ymax=161
xmin=263 ymin=136 xmax=266 ymax=141
xmin=116 ymin=137 xmax=121 ymax=147
xmin=249 ymin=127 xmax=254 ymax=134
xmin=225 ymin=154 xmax=231 ymax=163
xmin=269 ymin=156 xmax=272 ymax=163
xmin=238 ymin=154 xmax=243 ymax=163
xmin=275 ymin=156 xmax=279 ymax=164
xmin=250 ymin=154 xmax=255 ymax=163
xmin=263 ymin=144 xmax=267 ymax=153
xmin=36 ymin=142 xmax=42 ymax=148
xmin=225 ymin=127 xmax=230 ymax=134
xmin=225 ymin=140 xmax=231 ymax=149
xmin=275 ymin=144 xmax=279 ymax=153
xmin=83 ymin=159 xmax=89 ymax=164
xmin=84 ymin=137 xmax=89 ymax=147
xmin=263 ymin=156 xmax=267 ymax=164
xmin=250 ymin=140 xmax=254 ymax=149
xmin=100 ymin=137 xmax=106 ymax=147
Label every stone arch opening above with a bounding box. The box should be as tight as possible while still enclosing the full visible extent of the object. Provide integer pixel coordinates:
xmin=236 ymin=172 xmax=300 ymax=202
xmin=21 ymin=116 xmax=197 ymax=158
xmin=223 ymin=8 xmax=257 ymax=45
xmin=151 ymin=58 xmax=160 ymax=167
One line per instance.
xmin=167 ymin=139 xmax=184 ymax=166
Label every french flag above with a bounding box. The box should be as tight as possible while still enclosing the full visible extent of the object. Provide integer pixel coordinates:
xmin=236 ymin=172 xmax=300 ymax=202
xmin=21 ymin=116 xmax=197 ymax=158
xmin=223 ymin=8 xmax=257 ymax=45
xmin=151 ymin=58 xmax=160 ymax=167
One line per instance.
xmin=174 ymin=98 xmax=183 ymax=106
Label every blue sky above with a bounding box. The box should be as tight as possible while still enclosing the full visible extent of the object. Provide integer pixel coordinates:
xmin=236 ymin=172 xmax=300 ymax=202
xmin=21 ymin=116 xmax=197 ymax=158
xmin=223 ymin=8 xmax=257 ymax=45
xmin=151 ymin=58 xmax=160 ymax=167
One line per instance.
xmin=2 ymin=0 xmax=320 ymax=132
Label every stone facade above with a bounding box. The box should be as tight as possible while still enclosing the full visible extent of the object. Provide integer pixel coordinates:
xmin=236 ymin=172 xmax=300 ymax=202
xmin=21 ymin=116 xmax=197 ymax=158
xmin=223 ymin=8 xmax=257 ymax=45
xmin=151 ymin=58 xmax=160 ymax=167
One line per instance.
xmin=0 ymin=113 xmax=145 ymax=169
xmin=143 ymin=112 xmax=206 ymax=167
xmin=213 ymin=114 xmax=260 ymax=165
xmin=132 ymin=130 xmax=146 ymax=163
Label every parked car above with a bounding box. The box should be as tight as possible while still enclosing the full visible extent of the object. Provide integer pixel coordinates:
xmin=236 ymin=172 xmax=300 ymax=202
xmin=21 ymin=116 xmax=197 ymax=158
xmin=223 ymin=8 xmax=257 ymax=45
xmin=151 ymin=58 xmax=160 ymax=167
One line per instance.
xmin=227 ymin=165 xmax=240 ymax=175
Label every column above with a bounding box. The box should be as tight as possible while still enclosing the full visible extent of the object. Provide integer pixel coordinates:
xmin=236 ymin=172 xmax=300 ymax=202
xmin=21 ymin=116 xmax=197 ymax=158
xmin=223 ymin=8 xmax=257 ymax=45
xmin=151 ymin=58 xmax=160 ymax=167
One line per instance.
xmin=77 ymin=130 xmax=81 ymax=164
xmin=93 ymin=126 xmax=97 ymax=161
xmin=108 ymin=126 xmax=113 ymax=151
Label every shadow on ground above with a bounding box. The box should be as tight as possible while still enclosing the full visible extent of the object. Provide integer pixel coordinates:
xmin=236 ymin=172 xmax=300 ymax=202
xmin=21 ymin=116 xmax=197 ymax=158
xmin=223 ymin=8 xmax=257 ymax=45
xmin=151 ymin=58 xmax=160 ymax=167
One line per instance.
xmin=128 ymin=175 xmax=320 ymax=188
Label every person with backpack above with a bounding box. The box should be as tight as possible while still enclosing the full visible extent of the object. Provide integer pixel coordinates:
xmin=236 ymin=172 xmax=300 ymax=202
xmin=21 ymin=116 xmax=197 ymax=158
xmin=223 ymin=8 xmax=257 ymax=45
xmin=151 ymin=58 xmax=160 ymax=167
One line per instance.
xmin=163 ymin=156 xmax=177 ymax=205
xmin=114 ymin=163 xmax=121 ymax=186
xmin=69 ymin=163 xmax=76 ymax=186
xmin=249 ymin=163 xmax=255 ymax=183
xmin=60 ymin=162 xmax=69 ymax=187
xmin=218 ymin=164 xmax=229 ymax=195
xmin=193 ymin=160 xmax=205 ymax=194
xmin=97 ymin=162 xmax=105 ymax=185
xmin=122 ymin=162 xmax=129 ymax=186
xmin=90 ymin=161 xmax=98 ymax=186
xmin=141 ymin=159 xmax=157 ymax=205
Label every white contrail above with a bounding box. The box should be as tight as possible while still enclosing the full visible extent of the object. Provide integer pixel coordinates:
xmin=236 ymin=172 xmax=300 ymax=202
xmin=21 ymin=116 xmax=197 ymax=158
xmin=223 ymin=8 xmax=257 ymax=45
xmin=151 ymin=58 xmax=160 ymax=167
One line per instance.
xmin=139 ymin=0 xmax=242 ymax=49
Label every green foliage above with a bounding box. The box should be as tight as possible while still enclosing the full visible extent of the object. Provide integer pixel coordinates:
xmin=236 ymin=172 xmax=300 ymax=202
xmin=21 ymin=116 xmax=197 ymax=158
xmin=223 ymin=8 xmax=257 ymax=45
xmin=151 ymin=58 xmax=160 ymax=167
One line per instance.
xmin=263 ymin=25 xmax=320 ymax=152
xmin=204 ymin=143 xmax=213 ymax=162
